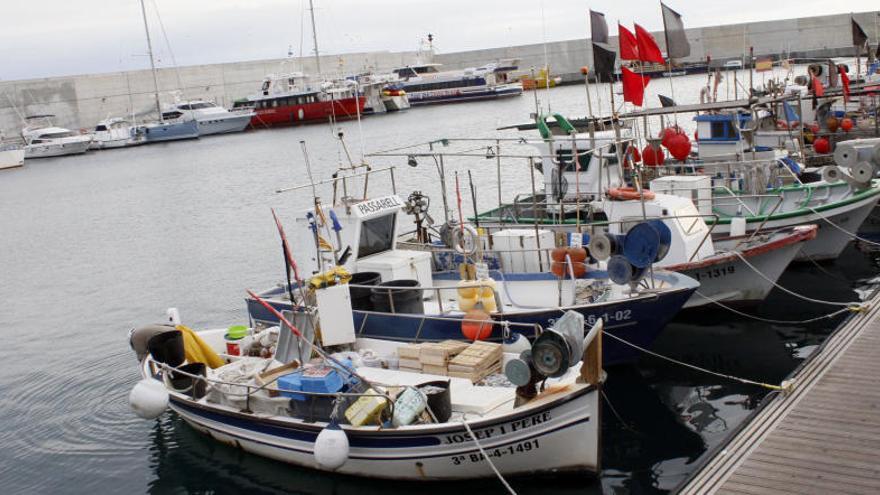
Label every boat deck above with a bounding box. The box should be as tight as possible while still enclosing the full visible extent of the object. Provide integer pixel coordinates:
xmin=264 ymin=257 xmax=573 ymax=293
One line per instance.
xmin=678 ymin=291 xmax=880 ymax=494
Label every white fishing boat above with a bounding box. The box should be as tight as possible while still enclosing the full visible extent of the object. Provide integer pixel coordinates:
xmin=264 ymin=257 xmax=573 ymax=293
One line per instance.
xmin=90 ymin=118 xmax=146 ymax=149
xmin=354 ymin=73 xmax=410 ymax=114
xmin=128 ymin=303 xmax=604 ymax=481
xmin=21 ymin=116 xmax=92 ymax=159
xmin=163 ymin=100 xmax=253 ymax=136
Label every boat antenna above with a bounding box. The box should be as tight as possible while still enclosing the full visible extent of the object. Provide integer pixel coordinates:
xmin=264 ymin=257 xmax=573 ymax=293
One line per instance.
xmin=138 ymin=0 xmax=164 ymax=122
xmin=539 ymin=0 xmax=552 ymax=113
xmin=308 ymin=0 xmax=322 ymax=75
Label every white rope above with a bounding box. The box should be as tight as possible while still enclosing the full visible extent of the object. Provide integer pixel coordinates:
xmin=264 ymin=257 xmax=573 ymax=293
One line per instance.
xmin=806 ymin=205 xmax=880 ymax=247
xmin=732 ymin=251 xmax=861 ymax=307
xmin=604 ymin=332 xmax=791 ymax=391
xmin=461 ymin=415 xmax=517 ymax=495
xmin=693 ymin=290 xmax=855 ymax=324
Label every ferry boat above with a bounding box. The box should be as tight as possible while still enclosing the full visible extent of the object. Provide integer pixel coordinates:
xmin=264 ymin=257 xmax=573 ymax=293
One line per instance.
xmin=392 ymin=61 xmax=523 ymax=106
xmin=232 ymin=72 xmax=365 ymax=128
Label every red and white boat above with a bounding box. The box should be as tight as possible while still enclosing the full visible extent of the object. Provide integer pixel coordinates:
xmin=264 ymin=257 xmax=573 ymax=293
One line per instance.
xmin=232 ymin=72 xmax=365 ymax=128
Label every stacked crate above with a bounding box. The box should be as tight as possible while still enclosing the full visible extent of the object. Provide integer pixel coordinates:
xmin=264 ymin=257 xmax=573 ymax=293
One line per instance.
xmin=395 ymin=340 xmax=471 ymax=375
xmin=448 ymin=341 xmax=503 ymax=382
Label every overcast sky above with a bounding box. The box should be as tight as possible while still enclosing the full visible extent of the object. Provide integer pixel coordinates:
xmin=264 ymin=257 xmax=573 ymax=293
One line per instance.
xmin=1 ymin=0 xmax=877 ymax=80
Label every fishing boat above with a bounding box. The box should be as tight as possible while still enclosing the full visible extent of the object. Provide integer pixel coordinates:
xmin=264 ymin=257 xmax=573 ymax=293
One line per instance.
xmin=21 ymin=116 xmax=92 ymax=159
xmin=503 ymin=114 xmax=880 ymax=261
xmin=383 ymin=132 xmax=815 ymax=309
xmin=163 ymin=100 xmax=254 ymax=136
xmin=519 ymin=68 xmax=562 ymax=91
xmin=246 ymin=168 xmax=697 ymax=365
xmin=89 ymin=118 xmax=146 ymax=149
xmin=127 ymin=302 xmax=604 ymax=480
xmin=354 ymin=73 xmax=411 ymax=114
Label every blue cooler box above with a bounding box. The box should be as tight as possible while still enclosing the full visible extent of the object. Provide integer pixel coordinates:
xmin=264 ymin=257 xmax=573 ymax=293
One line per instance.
xmin=277 ymin=372 xmax=305 ymax=401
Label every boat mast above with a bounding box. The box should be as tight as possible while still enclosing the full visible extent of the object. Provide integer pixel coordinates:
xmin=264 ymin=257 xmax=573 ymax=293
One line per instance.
xmin=139 ymin=0 xmax=163 ymax=122
xmin=308 ymin=0 xmax=321 ymax=75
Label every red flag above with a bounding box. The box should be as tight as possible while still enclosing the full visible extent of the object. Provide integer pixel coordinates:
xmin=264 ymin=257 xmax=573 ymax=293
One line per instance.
xmin=839 ymin=65 xmax=850 ymax=102
xmin=634 ymin=23 xmax=664 ymax=64
xmin=811 ymin=75 xmax=825 ymax=97
xmin=618 ymin=24 xmax=639 ymax=61
xmin=621 ymin=66 xmax=650 ymax=106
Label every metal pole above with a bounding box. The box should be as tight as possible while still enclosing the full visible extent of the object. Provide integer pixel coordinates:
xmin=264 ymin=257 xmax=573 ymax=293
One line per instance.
xmin=496 ymin=139 xmax=503 ymax=226
xmin=308 ymin=0 xmax=322 ymax=75
xmin=138 ymin=0 xmax=163 ymax=122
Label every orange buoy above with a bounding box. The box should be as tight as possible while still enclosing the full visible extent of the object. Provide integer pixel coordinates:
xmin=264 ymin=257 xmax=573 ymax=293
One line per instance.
xmin=608 ymin=187 xmax=656 ymax=201
xmin=461 ymin=309 xmax=493 ymax=340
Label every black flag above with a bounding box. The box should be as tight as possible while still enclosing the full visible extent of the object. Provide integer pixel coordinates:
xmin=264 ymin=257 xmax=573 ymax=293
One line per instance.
xmin=592 ymin=42 xmax=617 ymax=83
xmin=590 ymin=10 xmax=609 ymax=44
xmin=661 ymin=2 xmax=691 ymax=59
xmin=658 ymin=94 xmax=676 ymax=107
xmin=852 ymin=17 xmax=868 ymax=51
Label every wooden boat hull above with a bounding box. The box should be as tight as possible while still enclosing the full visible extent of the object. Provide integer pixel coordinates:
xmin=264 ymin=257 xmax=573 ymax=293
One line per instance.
xmin=158 ymin=375 xmax=600 ymax=480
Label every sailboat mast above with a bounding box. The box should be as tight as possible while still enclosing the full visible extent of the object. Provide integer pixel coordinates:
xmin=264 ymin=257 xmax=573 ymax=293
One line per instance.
xmin=308 ymin=0 xmax=322 ymax=75
xmin=139 ymin=0 xmax=163 ymax=122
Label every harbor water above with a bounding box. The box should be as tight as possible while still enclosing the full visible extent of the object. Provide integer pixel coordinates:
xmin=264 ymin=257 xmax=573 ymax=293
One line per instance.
xmin=2 ymin=70 xmax=878 ymax=494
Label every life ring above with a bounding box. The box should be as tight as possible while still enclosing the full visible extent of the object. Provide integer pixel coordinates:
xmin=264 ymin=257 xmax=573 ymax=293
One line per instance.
xmin=608 ymin=187 xmax=655 ymax=201
xmin=450 ymin=223 xmax=479 ymax=255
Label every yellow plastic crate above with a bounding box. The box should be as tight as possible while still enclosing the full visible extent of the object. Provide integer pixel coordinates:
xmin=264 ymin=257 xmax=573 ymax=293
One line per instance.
xmin=344 ymin=388 xmax=387 ymax=426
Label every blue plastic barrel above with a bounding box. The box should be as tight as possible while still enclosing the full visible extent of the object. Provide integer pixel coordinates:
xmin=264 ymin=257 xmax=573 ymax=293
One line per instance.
xmin=607 ymin=255 xmax=634 ymax=285
xmin=623 ymin=222 xmax=661 ymax=268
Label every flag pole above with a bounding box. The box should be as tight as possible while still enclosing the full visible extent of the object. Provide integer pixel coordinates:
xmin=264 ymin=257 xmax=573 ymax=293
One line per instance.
xmin=660 ymin=2 xmax=678 ymax=125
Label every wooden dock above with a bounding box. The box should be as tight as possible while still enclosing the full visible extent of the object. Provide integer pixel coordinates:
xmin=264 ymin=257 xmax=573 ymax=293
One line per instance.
xmin=678 ymin=294 xmax=880 ymax=495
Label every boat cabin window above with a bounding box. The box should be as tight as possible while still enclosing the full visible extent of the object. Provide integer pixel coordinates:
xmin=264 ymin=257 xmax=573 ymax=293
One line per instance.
xmin=190 ymin=102 xmax=214 ymax=109
xmin=554 ymin=148 xmax=590 ymax=173
xmin=358 ymin=213 xmax=396 ymax=259
xmin=261 ymin=80 xmax=271 ymax=95
xmin=709 ymin=120 xmax=739 ymax=140
xmin=95 ymin=125 xmax=107 ymax=131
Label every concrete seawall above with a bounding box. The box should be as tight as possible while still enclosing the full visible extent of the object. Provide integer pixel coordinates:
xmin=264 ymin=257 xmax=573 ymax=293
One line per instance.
xmin=1 ymin=10 xmax=877 ymax=136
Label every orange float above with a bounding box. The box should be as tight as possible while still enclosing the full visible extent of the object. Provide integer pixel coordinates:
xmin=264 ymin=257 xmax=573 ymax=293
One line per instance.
xmin=608 ymin=187 xmax=656 ymax=201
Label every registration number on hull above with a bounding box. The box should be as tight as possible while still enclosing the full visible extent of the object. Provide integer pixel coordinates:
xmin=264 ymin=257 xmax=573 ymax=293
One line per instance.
xmin=692 ymin=265 xmax=735 ymax=281
xmin=450 ymin=439 xmax=540 ymax=465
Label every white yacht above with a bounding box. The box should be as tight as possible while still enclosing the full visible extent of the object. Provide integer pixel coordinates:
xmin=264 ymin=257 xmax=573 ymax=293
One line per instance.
xmin=90 ymin=118 xmax=146 ymax=150
xmin=21 ymin=116 xmax=92 ymax=159
xmin=163 ymin=100 xmax=253 ymax=136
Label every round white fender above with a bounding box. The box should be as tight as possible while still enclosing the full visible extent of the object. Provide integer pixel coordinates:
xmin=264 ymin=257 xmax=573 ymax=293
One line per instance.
xmin=129 ymin=378 xmax=169 ymax=419
xmin=314 ymin=420 xmax=349 ymax=469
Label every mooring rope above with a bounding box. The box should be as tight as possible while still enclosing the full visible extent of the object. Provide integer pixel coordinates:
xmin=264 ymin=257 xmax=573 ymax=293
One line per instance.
xmin=693 ymin=290 xmax=856 ymax=324
xmin=806 ymin=205 xmax=880 ymax=247
xmin=733 ymin=251 xmax=863 ymax=308
xmin=604 ymin=332 xmax=792 ymax=392
xmin=461 ymin=415 xmax=517 ymax=495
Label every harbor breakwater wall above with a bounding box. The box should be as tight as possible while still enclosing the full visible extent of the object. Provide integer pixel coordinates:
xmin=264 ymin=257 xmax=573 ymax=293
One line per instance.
xmin=1 ymin=10 xmax=878 ymax=136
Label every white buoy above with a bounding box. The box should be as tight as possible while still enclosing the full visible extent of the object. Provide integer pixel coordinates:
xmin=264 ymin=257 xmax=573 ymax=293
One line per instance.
xmin=503 ymin=333 xmax=532 ymax=354
xmin=313 ymin=420 xmax=349 ymax=470
xmin=129 ymin=379 xmax=169 ymax=419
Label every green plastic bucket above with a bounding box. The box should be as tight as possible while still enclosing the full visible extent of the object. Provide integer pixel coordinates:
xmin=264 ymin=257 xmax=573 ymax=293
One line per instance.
xmin=226 ymin=325 xmax=248 ymax=340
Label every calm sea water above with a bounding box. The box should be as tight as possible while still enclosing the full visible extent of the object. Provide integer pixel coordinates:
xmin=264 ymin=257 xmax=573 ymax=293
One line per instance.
xmin=1 ymin=69 xmax=878 ymax=494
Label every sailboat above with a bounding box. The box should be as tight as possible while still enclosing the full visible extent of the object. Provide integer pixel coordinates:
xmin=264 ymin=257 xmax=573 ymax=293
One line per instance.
xmin=136 ymin=0 xmax=198 ymax=143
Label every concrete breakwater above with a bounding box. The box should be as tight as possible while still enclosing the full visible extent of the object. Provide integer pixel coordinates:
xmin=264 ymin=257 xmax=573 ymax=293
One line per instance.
xmin=1 ymin=10 xmax=877 ymax=136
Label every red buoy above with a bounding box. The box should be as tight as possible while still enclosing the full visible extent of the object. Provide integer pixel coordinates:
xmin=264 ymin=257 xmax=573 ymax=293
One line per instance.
xmin=630 ymin=145 xmax=642 ymax=163
xmin=660 ymin=126 xmax=685 ymax=149
xmin=667 ymin=134 xmax=692 ymax=161
xmin=841 ymin=118 xmax=853 ymax=132
xmin=813 ymin=137 xmax=831 ymax=154
xmin=642 ymin=145 xmax=665 ymax=166
xmin=808 ymin=122 xmax=820 ymax=134
xmin=461 ymin=309 xmax=493 ymax=340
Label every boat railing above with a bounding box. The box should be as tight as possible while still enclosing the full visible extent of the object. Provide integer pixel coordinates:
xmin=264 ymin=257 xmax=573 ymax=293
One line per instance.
xmin=349 ymin=306 xmax=544 ymax=340
xmin=147 ymin=357 xmax=398 ymax=417
xmin=275 ymin=165 xmax=398 ymax=202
